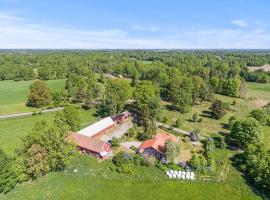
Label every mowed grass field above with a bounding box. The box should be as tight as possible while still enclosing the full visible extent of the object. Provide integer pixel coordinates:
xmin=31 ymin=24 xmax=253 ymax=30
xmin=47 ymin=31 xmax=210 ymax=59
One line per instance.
xmin=0 ymin=79 xmax=66 ymax=115
xmin=0 ymin=154 xmax=263 ymax=200
xmin=0 ymin=109 xmax=97 ymax=155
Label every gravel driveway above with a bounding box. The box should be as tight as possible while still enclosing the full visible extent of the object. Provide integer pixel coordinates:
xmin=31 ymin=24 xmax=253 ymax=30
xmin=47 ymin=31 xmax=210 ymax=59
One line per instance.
xmin=121 ymin=141 xmax=142 ymax=149
xmin=100 ymin=120 xmax=133 ymax=141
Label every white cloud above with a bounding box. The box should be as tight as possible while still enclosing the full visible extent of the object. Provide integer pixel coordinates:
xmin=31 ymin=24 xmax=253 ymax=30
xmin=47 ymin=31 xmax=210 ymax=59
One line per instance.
xmin=130 ymin=25 xmax=160 ymax=32
xmin=183 ymin=27 xmax=270 ymax=49
xmin=231 ymin=19 xmax=249 ymax=28
xmin=0 ymin=12 xmax=181 ymax=49
xmin=0 ymin=11 xmax=269 ymax=49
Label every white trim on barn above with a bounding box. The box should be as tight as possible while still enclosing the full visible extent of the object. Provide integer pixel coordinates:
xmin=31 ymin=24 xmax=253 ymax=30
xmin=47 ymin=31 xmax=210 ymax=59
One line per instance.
xmin=78 ymin=117 xmax=115 ymax=138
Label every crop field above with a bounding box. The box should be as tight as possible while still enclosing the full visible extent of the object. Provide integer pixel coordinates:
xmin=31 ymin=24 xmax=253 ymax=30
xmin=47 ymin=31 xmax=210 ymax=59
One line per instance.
xmin=0 ymin=79 xmax=66 ymax=115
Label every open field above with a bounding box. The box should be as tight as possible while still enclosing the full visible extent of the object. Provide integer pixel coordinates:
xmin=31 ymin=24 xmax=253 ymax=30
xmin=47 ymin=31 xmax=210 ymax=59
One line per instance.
xmin=246 ymin=82 xmax=270 ymax=101
xmin=0 ymin=79 xmax=66 ymax=115
xmin=0 ymin=154 xmax=263 ymax=200
xmin=0 ymin=108 xmax=97 ymax=155
xmin=161 ymin=82 xmax=270 ymax=150
xmin=0 ymin=82 xmax=269 ymax=200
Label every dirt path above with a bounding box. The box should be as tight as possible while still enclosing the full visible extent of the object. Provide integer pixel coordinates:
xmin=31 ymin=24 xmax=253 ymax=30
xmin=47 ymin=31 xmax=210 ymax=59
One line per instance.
xmin=0 ymin=107 xmax=64 ymax=120
xmin=157 ymin=122 xmax=190 ymax=136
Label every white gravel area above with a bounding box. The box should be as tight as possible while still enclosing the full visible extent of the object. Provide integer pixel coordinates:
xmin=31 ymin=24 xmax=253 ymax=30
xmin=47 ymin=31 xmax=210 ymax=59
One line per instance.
xmin=100 ymin=120 xmax=133 ymax=141
xmin=121 ymin=141 xmax=142 ymax=149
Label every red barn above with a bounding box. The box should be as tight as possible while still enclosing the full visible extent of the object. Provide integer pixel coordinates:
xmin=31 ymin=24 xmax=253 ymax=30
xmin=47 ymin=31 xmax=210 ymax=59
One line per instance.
xmin=70 ymin=133 xmax=111 ymax=159
xmin=78 ymin=117 xmax=115 ymax=138
xmin=111 ymin=110 xmax=131 ymax=124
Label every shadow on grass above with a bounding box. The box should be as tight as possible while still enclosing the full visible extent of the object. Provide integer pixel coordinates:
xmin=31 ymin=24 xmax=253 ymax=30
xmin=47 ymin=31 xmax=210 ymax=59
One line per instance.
xmin=220 ymin=122 xmax=230 ymax=130
xmin=200 ymin=110 xmax=212 ymax=118
xmin=230 ymin=154 xmax=270 ymax=200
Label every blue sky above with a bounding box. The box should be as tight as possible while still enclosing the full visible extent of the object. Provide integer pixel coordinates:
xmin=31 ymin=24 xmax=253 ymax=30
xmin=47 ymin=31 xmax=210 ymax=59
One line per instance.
xmin=0 ymin=0 xmax=270 ymax=49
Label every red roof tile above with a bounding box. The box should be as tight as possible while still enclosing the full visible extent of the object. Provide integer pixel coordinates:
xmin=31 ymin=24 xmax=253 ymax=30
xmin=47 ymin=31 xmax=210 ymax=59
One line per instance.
xmin=139 ymin=132 xmax=178 ymax=154
xmin=70 ymin=133 xmax=110 ymax=153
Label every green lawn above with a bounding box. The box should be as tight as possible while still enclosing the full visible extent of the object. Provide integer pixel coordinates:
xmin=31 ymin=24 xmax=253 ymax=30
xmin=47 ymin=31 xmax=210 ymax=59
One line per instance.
xmin=246 ymin=82 xmax=270 ymax=101
xmin=0 ymin=79 xmax=66 ymax=115
xmin=0 ymin=154 xmax=262 ymax=200
xmin=0 ymin=109 xmax=97 ymax=155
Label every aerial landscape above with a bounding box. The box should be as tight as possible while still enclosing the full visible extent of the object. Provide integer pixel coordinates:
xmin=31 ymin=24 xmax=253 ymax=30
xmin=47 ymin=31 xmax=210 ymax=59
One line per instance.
xmin=0 ymin=1 xmax=270 ymax=200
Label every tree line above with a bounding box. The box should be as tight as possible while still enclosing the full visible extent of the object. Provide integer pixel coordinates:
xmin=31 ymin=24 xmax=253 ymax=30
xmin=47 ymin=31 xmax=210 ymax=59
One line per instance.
xmin=0 ymin=106 xmax=80 ymax=194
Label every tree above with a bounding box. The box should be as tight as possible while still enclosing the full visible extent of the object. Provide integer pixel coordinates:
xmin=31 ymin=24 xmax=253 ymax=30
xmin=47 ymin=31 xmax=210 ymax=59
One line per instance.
xmin=22 ymin=118 xmax=74 ymax=179
xmin=133 ymin=81 xmax=160 ymax=138
xmin=230 ymin=117 xmax=263 ymax=148
xmin=169 ymin=72 xmax=193 ymax=113
xmin=192 ymin=75 xmax=204 ymax=104
xmin=241 ymin=145 xmax=270 ymax=191
xmin=209 ymin=100 xmax=226 ymax=119
xmin=25 ymin=144 xmax=49 ymax=179
xmin=27 ymin=80 xmax=52 ymax=108
xmin=189 ymin=153 xmax=208 ymax=171
xmin=54 ymin=106 xmax=81 ymax=132
xmin=126 ymin=127 xmax=137 ymax=138
xmin=164 ymin=140 xmax=180 ymax=162
xmin=97 ymin=79 xmax=131 ymax=117
xmin=0 ymin=149 xmax=18 ymax=193
xmin=250 ymin=109 xmax=268 ymax=126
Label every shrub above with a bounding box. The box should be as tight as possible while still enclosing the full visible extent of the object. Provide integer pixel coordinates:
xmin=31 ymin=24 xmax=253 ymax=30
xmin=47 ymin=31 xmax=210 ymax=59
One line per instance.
xmin=250 ymin=109 xmax=268 ymax=126
xmin=174 ymin=117 xmax=183 ymax=128
xmin=192 ymin=112 xmax=199 ymax=122
xmin=130 ymin=145 xmax=137 ymax=152
xmin=111 ymin=137 xmax=120 ymax=148
xmin=209 ymin=100 xmax=226 ymax=119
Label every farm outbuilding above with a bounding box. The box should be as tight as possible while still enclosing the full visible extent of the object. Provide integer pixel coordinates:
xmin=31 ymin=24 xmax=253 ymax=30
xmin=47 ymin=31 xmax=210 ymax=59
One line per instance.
xmin=70 ymin=133 xmax=111 ymax=159
xmin=78 ymin=117 xmax=115 ymax=138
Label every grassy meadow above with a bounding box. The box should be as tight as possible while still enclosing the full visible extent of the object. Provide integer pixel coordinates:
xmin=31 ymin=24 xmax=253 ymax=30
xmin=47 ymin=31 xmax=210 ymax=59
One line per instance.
xmin=0 ymin=154 xmax=263 ymax=200
xmin=0 ymin=81 xmax=269 ymax=200
xmin=0 ymin=79 xmax=66 ymax=115
xmin=161 ymin=82 xmax=270 ymax=150
xmin=0 ymin=109 xmax=97 ymax=155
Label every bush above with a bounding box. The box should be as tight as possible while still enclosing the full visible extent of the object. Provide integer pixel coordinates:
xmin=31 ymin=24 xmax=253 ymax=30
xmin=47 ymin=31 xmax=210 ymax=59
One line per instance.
xmin=250 ymin=109 xmax=268 ymax=126
xmin=112 ymin=152 xmax=149 ymax=174
xmin=192 ymin=112 xmax=199 ymax=122
xmin=209 ymin=100 xmax=226 ymax=119
xmin=197 ymin=118 xmax=203 ymax=123
xmin=163 ymin=116 xmax=169 ymax=124
xmin=111 ymin=137 xmax=120 ymax=148
xmin=130 ymin=145 xmax=137 ymax=152
xmin=166 ymin=162 xmax=182 ymax=170
xmin=174 ymin=117 xmax=183 ymax=128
